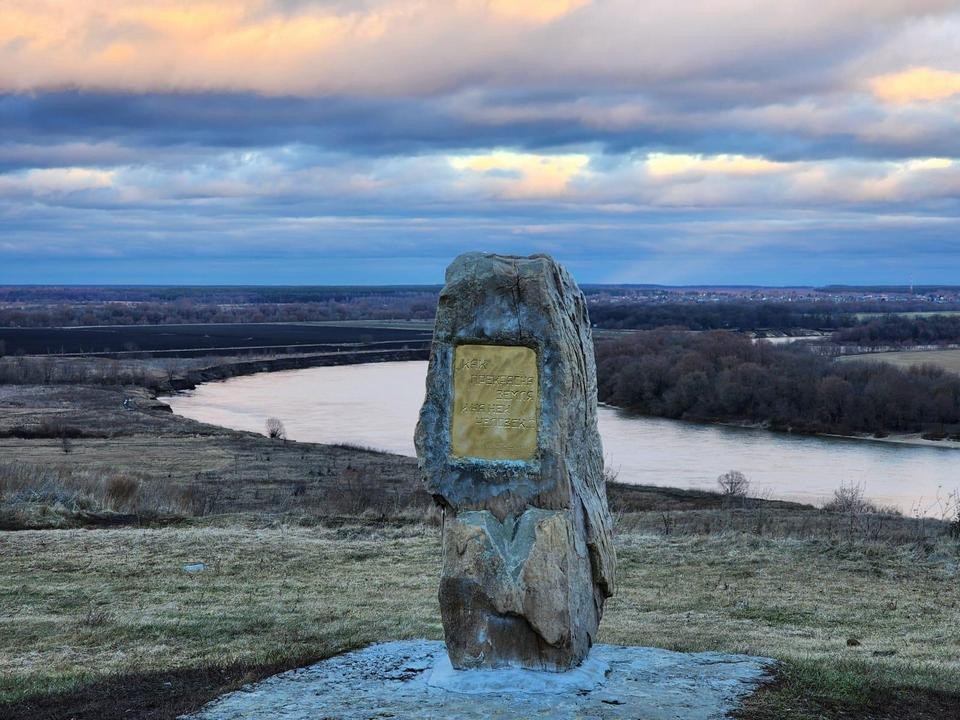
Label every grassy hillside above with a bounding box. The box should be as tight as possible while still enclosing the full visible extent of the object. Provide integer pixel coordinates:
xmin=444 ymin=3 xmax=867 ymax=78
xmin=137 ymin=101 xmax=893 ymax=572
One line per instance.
xmin=1 ymin=522 xmax=958 ymax=719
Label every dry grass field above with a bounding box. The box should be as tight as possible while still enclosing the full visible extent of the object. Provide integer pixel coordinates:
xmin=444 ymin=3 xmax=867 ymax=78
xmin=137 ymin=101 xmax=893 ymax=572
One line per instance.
xmin=0 ymin=382 xmax=432 ymax=530
xmin=1 ymin=522 xmax=958 ymax=719
xmin=839 ymin=348 xmax=960 ymax=375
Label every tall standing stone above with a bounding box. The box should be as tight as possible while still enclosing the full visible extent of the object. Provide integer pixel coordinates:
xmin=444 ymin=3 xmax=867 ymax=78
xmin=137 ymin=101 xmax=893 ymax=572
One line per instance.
xmin=415 ymin=252 xmax=616 ymax=671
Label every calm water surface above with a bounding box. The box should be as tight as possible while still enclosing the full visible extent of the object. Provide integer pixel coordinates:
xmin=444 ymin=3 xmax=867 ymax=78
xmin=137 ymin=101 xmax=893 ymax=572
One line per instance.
xmin=162 ymin=361 xmax=960 ymax=515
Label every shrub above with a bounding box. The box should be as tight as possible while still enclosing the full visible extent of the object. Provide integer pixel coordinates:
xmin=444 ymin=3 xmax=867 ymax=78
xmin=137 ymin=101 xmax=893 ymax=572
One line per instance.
xmin=0 ymin=461 xmax=186 ymax=526
xmin=717 ymin=470 xmax=750 ymax=499
xmin=265 ymin=417 xmax=286 ymax=440
xmin=823 ymin=482 xmax=877 ymax=515
xmin=105 ymin=477 xmax=139 ymax=510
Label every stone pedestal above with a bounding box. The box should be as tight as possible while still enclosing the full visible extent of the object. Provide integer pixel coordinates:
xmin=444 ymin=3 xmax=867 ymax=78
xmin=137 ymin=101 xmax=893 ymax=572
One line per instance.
xmin=415 ymin=252 xmax=616 ymax=671
xmin=183 ymin=641 xmax=775 ymax=719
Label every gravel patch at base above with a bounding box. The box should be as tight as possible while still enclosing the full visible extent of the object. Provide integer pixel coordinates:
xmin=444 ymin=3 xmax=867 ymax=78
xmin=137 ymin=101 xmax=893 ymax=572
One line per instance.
xmin=182 ymin=640 xmax=774 ymax=719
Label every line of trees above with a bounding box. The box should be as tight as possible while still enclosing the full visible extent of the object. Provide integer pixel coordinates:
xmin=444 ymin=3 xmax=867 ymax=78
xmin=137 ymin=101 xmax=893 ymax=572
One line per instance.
xmin=588 ymin=301 xmax=855 ymax=331
xmin=0 ymin=299 xmax=920 ymax=331
xmin=0 ymin=356 xmax=171 ymax=388
xmin=595 ymin=330 xmax=960 ymax=436
xmin=6 ymin=284 xmax=960 ymax=337
xmin=6 ymin=283 xmax=960 ymax=333
xmin=0 ymin=285 xmax=442 ymax=304
xmin=0 ymin=297 xmax=439 ymax=327
xmin=830 ymin=314 xmax=960 ymax=347
xmin=588 ymin=301 xmax=960 ymax=332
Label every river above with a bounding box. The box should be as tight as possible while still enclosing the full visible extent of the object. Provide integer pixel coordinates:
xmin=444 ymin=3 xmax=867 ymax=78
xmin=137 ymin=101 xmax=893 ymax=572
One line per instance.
xmin=161 ymin=360 xmax=960 ymax=516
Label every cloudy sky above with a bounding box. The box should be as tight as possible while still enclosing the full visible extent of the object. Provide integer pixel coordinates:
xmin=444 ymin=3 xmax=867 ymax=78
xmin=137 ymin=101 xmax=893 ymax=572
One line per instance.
xmin=2 ymin=0 xmax=959 ymax=285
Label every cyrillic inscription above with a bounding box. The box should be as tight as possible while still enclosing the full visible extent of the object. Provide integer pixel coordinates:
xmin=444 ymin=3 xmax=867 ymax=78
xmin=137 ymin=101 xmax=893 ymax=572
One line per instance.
xmin=451 ymin=344 xmax=538 ymax=460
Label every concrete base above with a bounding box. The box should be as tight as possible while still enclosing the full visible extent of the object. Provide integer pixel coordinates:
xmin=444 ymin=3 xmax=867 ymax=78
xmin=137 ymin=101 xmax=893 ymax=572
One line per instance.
xmin=427 ymin=644 xmax=611 ymax=695
xmin=181 ymin=640 xmax=774 ymax=720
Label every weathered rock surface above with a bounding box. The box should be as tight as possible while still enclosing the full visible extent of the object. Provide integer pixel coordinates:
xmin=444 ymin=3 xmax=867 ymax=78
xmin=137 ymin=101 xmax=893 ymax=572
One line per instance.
xmin=181 ymin=641 xmax=775 ymax=719
xmin=415 ymin=252 xmax=616 ymax=670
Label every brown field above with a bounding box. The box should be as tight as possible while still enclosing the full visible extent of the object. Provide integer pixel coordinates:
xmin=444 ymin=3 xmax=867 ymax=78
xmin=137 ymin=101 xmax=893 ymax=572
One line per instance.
xmin=0 ymin=383 xmax=430 ymax=528
xmin=839 ymin=348 xmax=960 ymax=375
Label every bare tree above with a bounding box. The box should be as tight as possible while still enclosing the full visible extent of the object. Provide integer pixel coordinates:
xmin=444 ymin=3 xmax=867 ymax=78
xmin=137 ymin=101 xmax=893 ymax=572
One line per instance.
xmin=717 ymin=470 xmax=750 ymax=500
xmin=602 ymin=461 xmax=620 ymax=485
xmin=948 ymin=490 xmax=960 ymax=539
xmin=265 ymin=417 xmax=286 ymax=440
xmin=823 ymin=482 xmax=875 ymax=515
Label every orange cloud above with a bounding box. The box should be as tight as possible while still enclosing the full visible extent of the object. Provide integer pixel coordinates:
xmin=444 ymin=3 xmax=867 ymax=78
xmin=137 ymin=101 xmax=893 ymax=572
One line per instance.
xmin=0 ymin=0 xmax=394 ymax=94
xmin=115 ymin=4 xmax=248 ymax=37
xmin=646 ymin=153 xmax=787 ymax=177
xmin=0 ymin=0 xmax=957 ymax=109
xmin=870 ymin=67 xmax=960 ymax=104
xmin=486 ymin=0 xmax=590 ymax=23
xmin=449 ymin=151 xmax=590 ymax=199
xmin=0 ymin=168 xmax=116 ymax=195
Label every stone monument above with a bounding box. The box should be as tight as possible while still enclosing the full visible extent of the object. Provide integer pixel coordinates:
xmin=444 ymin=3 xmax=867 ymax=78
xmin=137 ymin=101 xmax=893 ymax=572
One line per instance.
xmin=184 ymin=252 xmax=773 ymax=719
xmin=184 ymin=251 xmax=774 ymax=718
xmin=415 ymin=252 xmax=616 ymax=671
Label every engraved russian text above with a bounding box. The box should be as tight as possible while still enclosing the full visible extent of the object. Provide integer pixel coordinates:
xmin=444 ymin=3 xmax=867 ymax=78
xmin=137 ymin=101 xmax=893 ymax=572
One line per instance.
xmin=451 ymin=344 xmax=538 ymax=460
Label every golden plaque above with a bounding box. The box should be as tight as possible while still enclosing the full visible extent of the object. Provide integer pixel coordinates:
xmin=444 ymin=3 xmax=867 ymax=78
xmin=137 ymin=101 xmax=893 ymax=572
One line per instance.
xmin=451 ymin=344 xmax=539 ymax=461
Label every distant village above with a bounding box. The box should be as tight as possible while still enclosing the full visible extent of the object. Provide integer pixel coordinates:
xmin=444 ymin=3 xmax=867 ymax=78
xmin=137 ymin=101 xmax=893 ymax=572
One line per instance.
xmin=583 ymin=285 xmax=960 ymax=306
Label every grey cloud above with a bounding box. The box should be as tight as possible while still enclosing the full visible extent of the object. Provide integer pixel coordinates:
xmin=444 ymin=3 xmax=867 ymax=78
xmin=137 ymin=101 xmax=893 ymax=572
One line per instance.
xmin=3 ymin=87 xmax=960 ymax=163
xmin=2 ymin=1 xmax=960 ymax=284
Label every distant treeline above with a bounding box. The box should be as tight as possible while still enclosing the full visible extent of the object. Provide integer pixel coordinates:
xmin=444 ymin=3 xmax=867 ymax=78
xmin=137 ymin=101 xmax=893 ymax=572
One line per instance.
xmin=588 ymin=301 xmax=960 ymax=332
xmin=817 ymin=284 xmax=960 ymax=294
xmin=0 ymin=285 xmax=443 ymax=304
xmin=0 ymin=355 xmax=169 ymax=389
xmin=595 ymin=330 xmax=960 ymax=436
xmin=5 ymin=284 xmax=960 ymax=334
xmin=10 ymin=299 xmax=952 ymax=333
xmin=588 ymin=301 xmax=849 ymax=331
xmin=831 ymin=314 xmax=960 ymax=347
xmin=1 ymin=297 xmax=852 ymax=330
xmin=0 ymin=297 xmax=439 ymax=327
